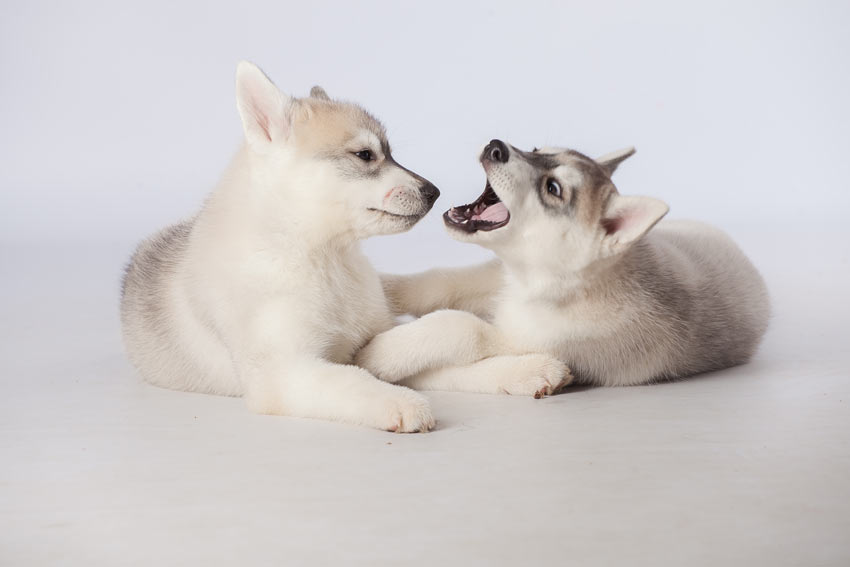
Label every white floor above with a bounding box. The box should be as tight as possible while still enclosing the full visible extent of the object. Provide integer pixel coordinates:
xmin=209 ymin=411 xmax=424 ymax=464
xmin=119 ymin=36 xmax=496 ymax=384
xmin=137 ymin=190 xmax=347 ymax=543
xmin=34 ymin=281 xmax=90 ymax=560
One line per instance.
xmin=2 ymin=226 xmax=849 ymax=566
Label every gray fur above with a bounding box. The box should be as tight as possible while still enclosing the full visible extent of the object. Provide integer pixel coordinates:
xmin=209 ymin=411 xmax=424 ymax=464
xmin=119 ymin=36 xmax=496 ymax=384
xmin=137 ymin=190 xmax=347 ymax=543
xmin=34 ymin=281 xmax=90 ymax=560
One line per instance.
xmin=493 ymin=145 xmax=771 ymax=385
xmin=310 ymin=86 xmax=330 ymax=100
xmin=555 ymin=225 xmax=770 ymax=385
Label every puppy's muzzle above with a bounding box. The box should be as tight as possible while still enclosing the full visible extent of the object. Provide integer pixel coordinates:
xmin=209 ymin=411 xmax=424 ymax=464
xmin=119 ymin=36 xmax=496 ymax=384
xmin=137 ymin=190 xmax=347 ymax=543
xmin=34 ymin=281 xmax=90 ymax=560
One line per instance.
xmin=482 ymin=139 xmax=509 ymax=164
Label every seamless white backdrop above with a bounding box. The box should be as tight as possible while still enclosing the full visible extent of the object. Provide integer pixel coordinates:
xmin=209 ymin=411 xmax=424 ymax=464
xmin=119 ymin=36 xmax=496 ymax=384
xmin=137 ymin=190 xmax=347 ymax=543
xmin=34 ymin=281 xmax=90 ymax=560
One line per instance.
xmin=2 ymin=0 xmax=849 ymax=266
xmin=2 ymin=2 xmax=850 ymax=566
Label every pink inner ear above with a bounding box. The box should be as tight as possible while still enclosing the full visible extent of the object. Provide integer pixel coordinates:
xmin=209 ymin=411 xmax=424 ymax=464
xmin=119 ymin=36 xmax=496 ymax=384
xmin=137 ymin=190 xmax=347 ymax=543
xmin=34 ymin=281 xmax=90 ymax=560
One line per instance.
xmin=603 ymin=208 xmax=645 ymax=236
xmin=248 ymin=104 xmax=272 ymax=142
xmin=602 ymin=217 xmax=621 ymax=235
xmin=237 ymin=68 xmax=284 ymax=144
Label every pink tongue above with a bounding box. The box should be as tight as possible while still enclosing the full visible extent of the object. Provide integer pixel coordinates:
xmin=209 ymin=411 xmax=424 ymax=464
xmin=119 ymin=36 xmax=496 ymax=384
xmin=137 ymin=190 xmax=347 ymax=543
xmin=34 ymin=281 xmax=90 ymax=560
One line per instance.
xmin=472 ymin=202 xmax=509 ymax=223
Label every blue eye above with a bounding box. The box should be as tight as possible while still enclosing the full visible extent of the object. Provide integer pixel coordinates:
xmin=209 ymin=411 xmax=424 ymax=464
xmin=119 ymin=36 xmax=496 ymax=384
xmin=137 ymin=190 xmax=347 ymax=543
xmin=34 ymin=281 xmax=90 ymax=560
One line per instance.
xmin=546 ymin=179 xmax=562 ymax=198
xmin=354 ymin=150 xmax=374 ymax=161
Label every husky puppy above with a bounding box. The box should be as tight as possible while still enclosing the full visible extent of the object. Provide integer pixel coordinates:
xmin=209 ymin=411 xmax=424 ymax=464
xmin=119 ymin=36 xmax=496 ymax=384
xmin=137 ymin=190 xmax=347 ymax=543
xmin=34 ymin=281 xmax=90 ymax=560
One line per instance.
xmin=355 ymin=141 xmax=769 ymax=388
xmin=121 ymin=62 xmax=443 ymax=432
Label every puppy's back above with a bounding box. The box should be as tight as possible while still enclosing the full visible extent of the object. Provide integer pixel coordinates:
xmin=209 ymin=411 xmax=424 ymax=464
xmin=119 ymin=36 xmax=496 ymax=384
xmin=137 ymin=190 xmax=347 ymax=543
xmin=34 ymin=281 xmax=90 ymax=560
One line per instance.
xmin=644 ymin=220 xmax=769 ymax=377
xmin=121 ymin=220 xmax=190 ymax=376
xmin=121 ymin=220 xmax=235 ymax=393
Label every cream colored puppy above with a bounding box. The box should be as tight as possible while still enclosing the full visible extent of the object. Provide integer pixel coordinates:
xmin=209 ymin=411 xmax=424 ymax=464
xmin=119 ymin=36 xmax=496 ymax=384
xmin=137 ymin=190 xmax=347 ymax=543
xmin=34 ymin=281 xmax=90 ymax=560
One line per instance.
xmin=121 ymin=62 xmax=444 ymax=431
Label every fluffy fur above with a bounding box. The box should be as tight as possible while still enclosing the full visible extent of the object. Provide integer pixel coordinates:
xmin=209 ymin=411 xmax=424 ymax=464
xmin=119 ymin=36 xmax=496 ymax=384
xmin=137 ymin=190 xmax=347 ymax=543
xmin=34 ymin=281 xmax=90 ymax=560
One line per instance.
xmin=356 ymin=141 xmax=770 ymax=388
xmin=121 ymin=62 xmax=448 ymax=431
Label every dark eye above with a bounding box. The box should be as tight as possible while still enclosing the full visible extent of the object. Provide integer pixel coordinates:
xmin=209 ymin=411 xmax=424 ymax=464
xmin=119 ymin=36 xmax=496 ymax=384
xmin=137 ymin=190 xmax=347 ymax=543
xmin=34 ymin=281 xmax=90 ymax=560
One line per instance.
xmin=354 ymin=149 xmax=374 ymax=161
xmin=546 ymin=179 xmax=562 ymax=198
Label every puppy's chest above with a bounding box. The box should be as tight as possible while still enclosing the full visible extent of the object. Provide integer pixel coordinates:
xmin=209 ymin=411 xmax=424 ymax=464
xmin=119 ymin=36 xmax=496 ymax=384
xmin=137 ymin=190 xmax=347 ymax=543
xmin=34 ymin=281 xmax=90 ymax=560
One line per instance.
xmin=309 ymin=259 xmax=393 ymax=362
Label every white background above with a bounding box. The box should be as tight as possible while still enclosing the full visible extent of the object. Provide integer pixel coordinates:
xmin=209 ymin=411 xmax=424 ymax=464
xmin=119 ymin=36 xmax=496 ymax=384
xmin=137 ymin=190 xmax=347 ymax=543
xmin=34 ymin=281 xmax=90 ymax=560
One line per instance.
xmin=3 ymin=1 xmax=849 ymax=258
xmin=2 ymin=1 xmax=849 ymax=565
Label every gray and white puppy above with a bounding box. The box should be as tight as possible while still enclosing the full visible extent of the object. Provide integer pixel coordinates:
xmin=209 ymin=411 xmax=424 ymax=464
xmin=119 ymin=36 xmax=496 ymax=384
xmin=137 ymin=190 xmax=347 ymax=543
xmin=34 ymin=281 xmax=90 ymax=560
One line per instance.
xmin=356 ymin=141 xmax=770 ymax=388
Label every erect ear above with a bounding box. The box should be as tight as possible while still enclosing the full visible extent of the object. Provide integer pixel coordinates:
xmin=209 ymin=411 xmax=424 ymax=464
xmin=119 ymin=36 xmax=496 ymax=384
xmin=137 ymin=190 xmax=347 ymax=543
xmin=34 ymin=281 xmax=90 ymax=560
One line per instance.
xmin=235 ymin=61 xmax=292 ymax=148
xmin=596 ymin=147 xmax=636 ymax=176
xmin=309 ymin=86 xmax=330 ymax=101
xmin=601 ymin=195 xmax=669 ymax=254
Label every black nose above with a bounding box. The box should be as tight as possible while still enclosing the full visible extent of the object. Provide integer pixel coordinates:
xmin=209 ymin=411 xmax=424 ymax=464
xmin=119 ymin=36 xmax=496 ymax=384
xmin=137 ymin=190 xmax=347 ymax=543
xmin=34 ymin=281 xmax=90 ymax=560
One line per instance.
xmin=483 ymin=139 xmax=509 ymax=163
xmin=419 ymin=182 xmax=440 ymax=205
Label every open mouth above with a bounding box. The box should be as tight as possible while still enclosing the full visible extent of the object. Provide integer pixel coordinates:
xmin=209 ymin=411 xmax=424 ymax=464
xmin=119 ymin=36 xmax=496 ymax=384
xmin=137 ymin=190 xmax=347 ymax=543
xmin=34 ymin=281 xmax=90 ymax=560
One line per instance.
xmin=443 ymin=181 xmax=510 ymax=233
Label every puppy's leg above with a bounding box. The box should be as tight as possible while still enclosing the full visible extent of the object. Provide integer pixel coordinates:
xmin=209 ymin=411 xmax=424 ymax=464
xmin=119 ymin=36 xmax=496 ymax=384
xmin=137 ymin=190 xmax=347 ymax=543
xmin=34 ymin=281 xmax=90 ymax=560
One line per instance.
xmin=381 ymin=259 xmax=503 ymax=318
xmin=242 ymin=358 xmax=435 ymax=433
xmin=354 ymin=309 xmax=509 ymax=382
xmin=401 ymin=354 xmax=573 ymax=398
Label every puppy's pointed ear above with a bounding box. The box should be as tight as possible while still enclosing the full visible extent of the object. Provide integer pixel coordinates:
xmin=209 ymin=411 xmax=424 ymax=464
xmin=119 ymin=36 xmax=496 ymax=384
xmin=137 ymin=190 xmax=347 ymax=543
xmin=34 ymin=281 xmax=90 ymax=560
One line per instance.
xmin=596 ymin=147 xmax=635 ymax=176
xmin=601 ymin=195 xmax=669 ymax=254
xmin=309 ymin=86 xmax=330 ymax=101
xmin=235 ymin=61 xmax=291 ymax=148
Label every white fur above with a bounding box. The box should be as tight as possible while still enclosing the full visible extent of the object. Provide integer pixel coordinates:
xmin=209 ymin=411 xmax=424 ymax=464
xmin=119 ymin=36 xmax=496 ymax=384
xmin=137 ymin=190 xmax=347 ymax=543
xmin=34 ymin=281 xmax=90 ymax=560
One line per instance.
xmin=121 ymin=62 xmax=439 ymax=432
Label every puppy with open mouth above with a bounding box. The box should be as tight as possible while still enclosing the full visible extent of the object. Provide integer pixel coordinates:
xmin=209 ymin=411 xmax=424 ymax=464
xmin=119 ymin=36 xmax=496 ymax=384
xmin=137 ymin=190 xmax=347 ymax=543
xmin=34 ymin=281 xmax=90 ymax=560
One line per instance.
xmin=356 ymin=140 xmax=769 ymax=389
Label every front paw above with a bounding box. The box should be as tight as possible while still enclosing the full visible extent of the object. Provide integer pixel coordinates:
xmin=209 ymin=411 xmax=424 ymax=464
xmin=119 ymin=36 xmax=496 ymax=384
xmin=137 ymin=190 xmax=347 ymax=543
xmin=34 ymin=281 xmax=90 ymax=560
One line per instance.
xmin=376 ymin=388 xmax=435 ymax=433
xmin=499 ymin=355 xmax=573 ymax=398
